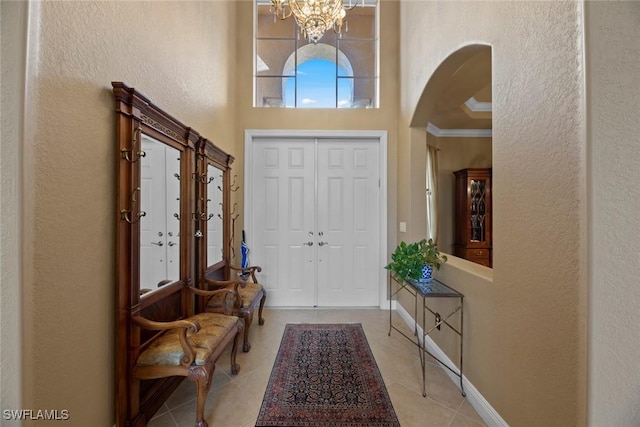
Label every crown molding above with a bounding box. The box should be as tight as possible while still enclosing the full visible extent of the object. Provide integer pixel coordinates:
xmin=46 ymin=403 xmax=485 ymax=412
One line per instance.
xmin=465 ymin=96 xmax=492 ymax=112
xmin=427 ymin=123 xmax=492 ymax=138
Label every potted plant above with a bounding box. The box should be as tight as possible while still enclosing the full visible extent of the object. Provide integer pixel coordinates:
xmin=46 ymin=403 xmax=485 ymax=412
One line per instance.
xmin=385 ymin=238 xmax=447 ymax=282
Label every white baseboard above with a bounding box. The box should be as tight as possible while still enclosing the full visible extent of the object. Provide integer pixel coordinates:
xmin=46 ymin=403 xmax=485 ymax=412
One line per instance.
xmin=380 ymin=299 xmax=397 ymax=310
xmin=395 ymin=304 xmax=509 ymax=427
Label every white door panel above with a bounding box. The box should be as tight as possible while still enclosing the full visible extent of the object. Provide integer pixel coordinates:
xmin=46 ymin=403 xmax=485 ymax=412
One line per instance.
xmin=248 ymin=134 xmax=381 ymax=307
xmin=317 ymin=140 xmax=380 ymax=306
xmin=251 ymin=139 xmax=315 ymax=306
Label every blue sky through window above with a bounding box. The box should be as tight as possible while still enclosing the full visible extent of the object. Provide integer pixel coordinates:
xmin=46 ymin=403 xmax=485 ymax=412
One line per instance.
xmin=285 ymin=59 xmax=352 ymax=108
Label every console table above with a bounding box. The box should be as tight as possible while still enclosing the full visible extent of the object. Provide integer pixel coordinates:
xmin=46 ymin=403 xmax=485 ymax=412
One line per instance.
xmin=388 ymin=273 xmax=466 ymax=397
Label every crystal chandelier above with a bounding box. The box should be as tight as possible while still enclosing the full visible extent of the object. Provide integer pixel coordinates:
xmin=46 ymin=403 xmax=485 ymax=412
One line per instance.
xmin=270 ymin=0 xmax=354 ymax=44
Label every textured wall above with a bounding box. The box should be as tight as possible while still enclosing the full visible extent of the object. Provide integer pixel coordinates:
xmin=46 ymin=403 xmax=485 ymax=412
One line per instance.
xmin=18 ymin=2 xmax=236 ymax=425
xmin=586 ymin=2 xmax=640 ymax=426
xmin=399 ymin=1 xmax=585 ymax=425
xmin=1 ymin=1 xmax=28 ymax=420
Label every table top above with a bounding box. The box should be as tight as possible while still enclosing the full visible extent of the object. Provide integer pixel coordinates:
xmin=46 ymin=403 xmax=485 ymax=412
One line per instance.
xmin=391 ymin=274 xmax=463 ymax=298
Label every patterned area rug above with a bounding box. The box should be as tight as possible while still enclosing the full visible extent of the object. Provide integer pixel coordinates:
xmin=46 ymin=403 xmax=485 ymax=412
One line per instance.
xmin=255 ymin=323 xmax=400 ymax=427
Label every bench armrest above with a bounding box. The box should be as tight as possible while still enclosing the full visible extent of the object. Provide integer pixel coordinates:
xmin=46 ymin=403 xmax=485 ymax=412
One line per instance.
xmin=202 ymin=278 xmax=248 ymax=308
xmin=187 ymin=286 xmax=237 ymax=315
xmin=132 ymin=316 xmax=200 ymax=366
xmin=229 ymin=265 xmax=262 ymax=283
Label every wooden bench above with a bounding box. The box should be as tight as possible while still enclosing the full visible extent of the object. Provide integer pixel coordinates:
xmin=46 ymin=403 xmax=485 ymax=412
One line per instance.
xmin=130 ymin=287 xmax=243 ymax=427
xmin=203 ymin=265 xmax=266 ymax=352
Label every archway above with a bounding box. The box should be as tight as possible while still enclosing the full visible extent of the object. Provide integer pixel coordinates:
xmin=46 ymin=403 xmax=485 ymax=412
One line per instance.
xmin=410 ymin=44 xmax=493 ymax=264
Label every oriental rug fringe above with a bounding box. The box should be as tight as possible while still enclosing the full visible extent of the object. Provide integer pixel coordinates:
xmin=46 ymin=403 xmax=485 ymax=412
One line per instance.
xmin=255 ymin=323 xmax=400 ymax=427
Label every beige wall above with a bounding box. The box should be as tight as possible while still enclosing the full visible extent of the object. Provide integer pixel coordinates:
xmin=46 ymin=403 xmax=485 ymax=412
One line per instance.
xmin=1 ymin=0 xmax=28 ymax=418
xmin=399 ymin=1 xmax=585 ymax=425
xmin=585 ymin=2 xmax=640 ymax=426
xmin=9 ymin=2 xmax=237 ymax=425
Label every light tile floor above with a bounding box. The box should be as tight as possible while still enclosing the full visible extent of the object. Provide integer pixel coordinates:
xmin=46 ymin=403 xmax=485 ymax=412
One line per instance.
xmin=148 ymin=308 xmax=487 ymax=427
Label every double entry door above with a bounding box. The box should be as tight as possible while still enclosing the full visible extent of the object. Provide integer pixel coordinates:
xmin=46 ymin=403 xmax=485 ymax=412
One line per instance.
xmin=248 ymin=135 xmax=381 ymax=307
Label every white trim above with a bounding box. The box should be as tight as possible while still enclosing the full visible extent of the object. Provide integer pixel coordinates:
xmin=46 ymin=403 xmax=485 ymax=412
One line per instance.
xmin=427 ymin=122 xmax=492 ymax=138
xmin=244 ymin=129 xmax=388 ymax=309
xmin=465 ymin=96 xmax=493 ymax=112
xmin=395 ymin=303 xmax=509 ymax=427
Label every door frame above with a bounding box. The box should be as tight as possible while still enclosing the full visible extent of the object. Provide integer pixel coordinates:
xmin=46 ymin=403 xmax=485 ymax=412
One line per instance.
xmin=244 ymin=129 xmax=388 ymax=308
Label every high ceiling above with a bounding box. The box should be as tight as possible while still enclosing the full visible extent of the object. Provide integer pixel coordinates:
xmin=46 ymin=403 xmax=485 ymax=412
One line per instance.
xmin=428 ymin=49 xmax=492 ymax=131
xmin=257 ymin=2 xmax=491 ymax=128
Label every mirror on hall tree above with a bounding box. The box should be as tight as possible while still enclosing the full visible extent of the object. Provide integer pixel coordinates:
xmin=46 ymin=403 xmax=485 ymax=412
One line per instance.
xmin=139 ymin=135 xmax=181 ymax=296
xmin=206 ymin=164 xmax=225 ymax=266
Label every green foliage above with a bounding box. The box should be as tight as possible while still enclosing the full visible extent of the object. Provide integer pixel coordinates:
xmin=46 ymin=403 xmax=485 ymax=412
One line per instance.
xmin=385 ymin=239 xmax=447 ymax=280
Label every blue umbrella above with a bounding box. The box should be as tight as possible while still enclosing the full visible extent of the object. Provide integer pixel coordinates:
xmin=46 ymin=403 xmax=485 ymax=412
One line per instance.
xmin=241 ymin=230 xmax=249 ymax=269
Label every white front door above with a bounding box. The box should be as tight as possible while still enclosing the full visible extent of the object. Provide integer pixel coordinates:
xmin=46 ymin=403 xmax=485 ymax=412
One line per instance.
xmin=247 ymin=132 xmax=384 ymax=307
xmin=249 ymin=138 xmax=316 ymax=306
xmin=316 ymin=139 xmax=380 ymax=306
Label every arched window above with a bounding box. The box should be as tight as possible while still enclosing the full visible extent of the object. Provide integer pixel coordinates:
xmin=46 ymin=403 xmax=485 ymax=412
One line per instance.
xmin=281 ymin=44 xmax=354 ymax=108
xmin=255 ymin=0 xmax=378 ymax=109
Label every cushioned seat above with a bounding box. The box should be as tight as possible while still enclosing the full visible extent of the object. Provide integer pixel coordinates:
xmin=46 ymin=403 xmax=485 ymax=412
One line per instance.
xmin=137 ymin=313 xmax=240 ymax=367
xmin=204 ymin=266 xmax=266 ymax=352
xmin=234 ymin=282 xmax=263 ymax=309
xmin=132 ymin=297 xmax=243 ymax=427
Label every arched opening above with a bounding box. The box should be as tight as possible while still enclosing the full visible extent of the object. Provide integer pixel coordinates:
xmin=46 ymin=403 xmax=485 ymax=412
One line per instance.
xmin=411 ymin=44 xmax=493 ymax=267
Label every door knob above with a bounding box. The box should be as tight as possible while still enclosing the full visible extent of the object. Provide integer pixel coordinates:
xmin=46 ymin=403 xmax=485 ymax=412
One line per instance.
xmin=303 ymin=241 xmax=314 ymax=246
xmin=167 ymin=241 xmax=176 ymax=247
xmin=150 ymin=241 xmax=164 ymax=247
xmin=318 ymin=241 xmax=329 ymax=246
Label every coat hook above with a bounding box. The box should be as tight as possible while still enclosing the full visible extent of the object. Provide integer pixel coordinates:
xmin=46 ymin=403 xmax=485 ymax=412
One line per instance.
xmin=230 ymin=174 xmax=239 ymax=192
xmin=121 ymin=125 xmax=146 ymax=163
xmin=191 ymin=172 xmax=214 ymax=184
xmin=120 ymin=187 xmax=146 ymax=223
xmin=192 ymin=211 xmax=215 ymax=221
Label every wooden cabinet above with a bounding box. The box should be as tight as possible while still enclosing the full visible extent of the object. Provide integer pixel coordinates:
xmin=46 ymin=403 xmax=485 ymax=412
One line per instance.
xmin=453 ymin=168 xmax=492 ymax=267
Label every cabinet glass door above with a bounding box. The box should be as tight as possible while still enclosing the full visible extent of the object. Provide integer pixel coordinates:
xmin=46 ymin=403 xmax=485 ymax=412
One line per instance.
xmin=469 ymin=179 xmax=487 ymax=243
